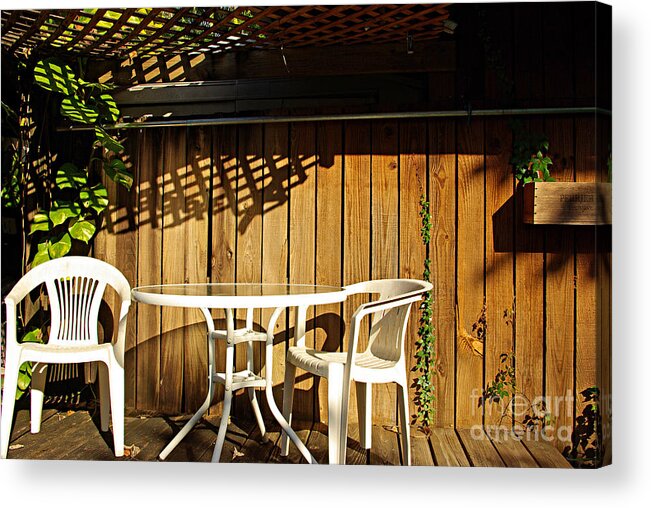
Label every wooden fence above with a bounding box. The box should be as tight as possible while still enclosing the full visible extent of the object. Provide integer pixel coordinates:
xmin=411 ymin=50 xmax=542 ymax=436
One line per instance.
xmin=93 ymin=114 xmax=610 ymax=456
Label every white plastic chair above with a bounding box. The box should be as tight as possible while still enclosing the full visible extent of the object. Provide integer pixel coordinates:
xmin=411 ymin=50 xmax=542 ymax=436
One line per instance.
xmin=1 ymin=256 xmax=131 ymax=459
xmin=280 ymin=278 xmax=432 ymax=465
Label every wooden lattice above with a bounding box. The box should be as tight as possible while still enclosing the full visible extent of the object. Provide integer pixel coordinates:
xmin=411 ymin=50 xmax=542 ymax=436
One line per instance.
xmin=0 ymin=5 xmax=451 ymax=60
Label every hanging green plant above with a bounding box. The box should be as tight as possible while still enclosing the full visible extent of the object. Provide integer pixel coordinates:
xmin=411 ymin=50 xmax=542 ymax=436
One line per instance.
xmin=27 ymin=57 xmax=132 ymax=268
xmin=1 ymin=56 xmax=132 ymax=401
xmin=510 ymin=120 xmax=555 ymax=184
xmin=413 ymin=194 xmax=436 ymax=431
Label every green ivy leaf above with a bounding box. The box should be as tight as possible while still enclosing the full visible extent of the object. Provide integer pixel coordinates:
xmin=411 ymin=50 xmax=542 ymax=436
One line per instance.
xmin=48 ymin=232 xmax=72 ymax=259
xmin=33 ymin=58 xmax=79 ymax=95
xmin=17 ymin=363 xmax=33 ymax=391
xmin=94 ymin=126 xmax=124 ymax=153
xmin=96 ymin=94 xmax=120 ymax=123
xmin=56 ymin=162 xmax=87 ymax=189
xmin=32 ymin=240 xmax=51 ymax=267
xmin=68 ymin=217 xmax=96 ymax=243
xmin=103 ymin=158 xmax=133 ymax=190
xmin=29 ymin=212 xmax=51 ymax=235
xmin=49 ymin=201 xmax=81 ymax=226
xmin=20 ymin=328 xmax=44 ymax=344
xmin=60 ymin=96 xmax=99 ymax=124
xmin=80 ymin=183 xmax=109 ymax=213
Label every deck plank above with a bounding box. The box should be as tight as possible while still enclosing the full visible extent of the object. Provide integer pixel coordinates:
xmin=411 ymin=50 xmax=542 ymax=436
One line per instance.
xmin=488 ymin=433 xmax=539 ymax=468
xmin=305 ymin=422 xmax=332 ymax=464
xmin=234 ymin=419 xmax=281 ymax=463
xmin=411 ymin=429 xmax=435 ymax=466
xmin=369 ymin=425 xmax=401 ymax=465
xmin=522 ymin=435 xmax=572 ymax=468
xmin=344 ymin=423 xmax=368 ymax=465
xmin=211 ymin=416 xmax=258 ymax=463
xmin=8 ymin=410 xmax=97 ymax=460
xmin=6 ymin=410 xmax=572 ymax=467
xmin=267 ymin=420 xmax=310 ymax=464
xmin=429 ymin=428 xmax=470 ymax=467
xmin=9 ymin=407 xmax=58 ymax=442
xmin=457 ymin=428 xmax=506 ymax=467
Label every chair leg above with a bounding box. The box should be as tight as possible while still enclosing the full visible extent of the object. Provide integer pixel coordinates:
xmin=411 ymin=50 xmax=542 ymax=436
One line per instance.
xmin=1 ymin=355 xmax=20 ymax=459
xmin=355 ymin=381 xmax=373 ymax=450
xmin=280 ymin=361 xmax=297 ymax=456
xmin=30 ymin=362 xmax=48 ymax=434
xmin=327 ymin=363 xmax=344 ymax=465
xmin=98 ymin=361 xmax=110 ymax=432
xmin=397 ymin=381 xmax=411 ymax=466
xmin=108 ymin=357 xmax=124 ymax=457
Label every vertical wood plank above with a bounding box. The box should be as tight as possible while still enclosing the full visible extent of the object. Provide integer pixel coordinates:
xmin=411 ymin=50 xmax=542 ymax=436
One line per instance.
xmin=513 ymin=3 xmax=546 ymax=438
xmin=597 ymin=115 xmax=612 ymax=465
xmin=513 ymin=118 xmax=545 ymax=430
xmin=183 ymin=127 xmax=211 ymax=413
xmin=429 ymin=119 xmax=456 ymax=428
xmin=573 ymin=2 xmax=596 ymax=106
xmin=113 ymin=133 xmax=139 ymax=410
xmin=315 ymin=121 xmax=343 ymax=423
xmin=343 ymin=120 xmax=371 ymax=424
xmin=96 ymin=133 xmax=138 ymax=409
xmin=136 ymin=128 xmax=162 ymax=411
xmin=209 ymin=125 xmax=238 ymax=415
xmin=288 ymin=121 xmax=314 ymax=421
xmin=398 ymin=120 xmax=427 ymax=422
xmin=455 ymin=118 xmax=485 ymax=428
xmin=513 ymin=3 xmax=544 ymax=107
xmin=484 ymin=118 xmax=514 ymax=430
xmin=235 ymin=124 xmax=264 ymax=416
xmin=261 ymin=122 xmax=290 ymax=420
xmin=542 ymin=2 xmax=575 ymax=107
xmin=371 ymin=120 xmax=399 ymax=423
xmin=160 ymin=128 xmax=186 ymax=413
xmin=544 ymin=117 xmax=575 ymax=452
xmin=483 ymin=3 xmax=514 ymax=108
xmin=575 ymin=115 xmax=599 ymax=460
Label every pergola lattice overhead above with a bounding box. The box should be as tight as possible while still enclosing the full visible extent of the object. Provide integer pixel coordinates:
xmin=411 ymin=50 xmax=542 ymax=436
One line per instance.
xmin=1 ymin=4 xmax=451 ymax=60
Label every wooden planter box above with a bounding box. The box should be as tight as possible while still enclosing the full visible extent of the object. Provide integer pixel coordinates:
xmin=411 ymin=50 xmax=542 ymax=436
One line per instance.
xmin=523 ymin=182 xmax=612 ymax=225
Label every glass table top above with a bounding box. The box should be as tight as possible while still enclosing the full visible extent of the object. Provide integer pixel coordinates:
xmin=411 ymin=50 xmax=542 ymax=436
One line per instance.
xmin=133 ymin=283 xmax=343 ymax=298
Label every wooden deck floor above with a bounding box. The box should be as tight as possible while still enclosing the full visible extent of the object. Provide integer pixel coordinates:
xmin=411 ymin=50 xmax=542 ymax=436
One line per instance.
xmin=5 ymin=408 xmax=571 ymax=467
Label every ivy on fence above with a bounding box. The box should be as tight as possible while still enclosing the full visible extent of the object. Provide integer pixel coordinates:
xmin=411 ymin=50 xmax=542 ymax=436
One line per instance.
xmin=413 ymin=194 xmax=436 ymax=431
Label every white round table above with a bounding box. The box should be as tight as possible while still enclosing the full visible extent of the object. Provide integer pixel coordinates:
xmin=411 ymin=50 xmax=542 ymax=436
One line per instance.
xmin=131 ymin=283 xmax=348 ymax=464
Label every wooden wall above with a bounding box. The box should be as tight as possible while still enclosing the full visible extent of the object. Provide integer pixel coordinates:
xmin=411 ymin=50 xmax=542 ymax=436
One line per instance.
xmin=87 ymin=2 xmax=611 ymax=462
xmin=93 ymin=112 xmax=610 ymax=458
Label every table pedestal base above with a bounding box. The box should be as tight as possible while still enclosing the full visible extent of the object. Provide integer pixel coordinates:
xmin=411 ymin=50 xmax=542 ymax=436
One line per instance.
xmin=158 ymin=306 xmax=317 ymax=464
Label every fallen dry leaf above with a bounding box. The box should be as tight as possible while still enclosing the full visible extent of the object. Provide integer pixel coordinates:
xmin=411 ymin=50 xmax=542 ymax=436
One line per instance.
xmin=9 ymin=444 xmax=25 ymax=450
xmin=123 ymin=444 xmax=141 ymax=459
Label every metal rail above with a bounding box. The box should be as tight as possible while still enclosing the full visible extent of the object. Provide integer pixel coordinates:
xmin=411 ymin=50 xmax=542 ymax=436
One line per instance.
xmin=57 ymin=106 xmax=611 ymax=131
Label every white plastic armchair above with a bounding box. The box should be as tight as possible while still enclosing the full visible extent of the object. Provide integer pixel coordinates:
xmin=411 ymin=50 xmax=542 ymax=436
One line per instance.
xmin=1 ymin=256 xmax=131 ymax=459
xmin=280 ymin=278 xmax=432 ymax=465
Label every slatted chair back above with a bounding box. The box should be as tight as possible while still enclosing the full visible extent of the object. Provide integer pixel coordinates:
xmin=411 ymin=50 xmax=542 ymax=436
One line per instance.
xmin=345 ymin=279 xmax=430 ymax=362
xmin=6 ymin=256 xmax=131 ymax=347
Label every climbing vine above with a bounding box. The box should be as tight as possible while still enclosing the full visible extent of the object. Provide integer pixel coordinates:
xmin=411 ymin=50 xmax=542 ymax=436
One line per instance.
xmin=413 ymin=194 xmax=436 ymax=431
xmin=1 ymin=57 xmax=131 ymax=400
xmin=27 ymin=57 xmax=132 ymax=267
